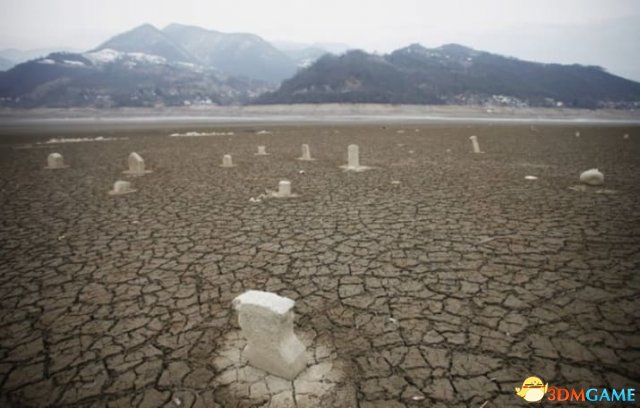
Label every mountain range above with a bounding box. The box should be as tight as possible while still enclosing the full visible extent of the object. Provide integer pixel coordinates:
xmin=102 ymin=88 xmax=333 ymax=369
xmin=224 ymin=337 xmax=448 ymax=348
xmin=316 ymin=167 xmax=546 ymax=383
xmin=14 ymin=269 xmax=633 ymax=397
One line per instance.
xmin=0 ymin=23 xmax=639 ymax=109
xmin=256 ymin=44 xmax=640 ymax=109
xmin=0 ymin=23 xmax=335 ymax=108
xmin=93 ymin=23 xmax=302 ymax=83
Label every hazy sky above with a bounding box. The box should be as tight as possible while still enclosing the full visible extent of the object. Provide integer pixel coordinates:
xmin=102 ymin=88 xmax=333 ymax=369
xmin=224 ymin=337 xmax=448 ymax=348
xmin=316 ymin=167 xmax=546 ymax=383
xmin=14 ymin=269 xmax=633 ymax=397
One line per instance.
xmin=1 ymin=0 xmax=639 ymax=51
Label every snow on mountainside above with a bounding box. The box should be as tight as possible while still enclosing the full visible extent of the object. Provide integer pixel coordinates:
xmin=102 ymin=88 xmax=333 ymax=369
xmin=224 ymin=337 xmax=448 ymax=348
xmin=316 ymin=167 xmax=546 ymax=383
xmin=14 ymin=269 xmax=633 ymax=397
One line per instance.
xmin=0 ymin=49 xmax=272 ymax=108
xmin=93 ymin=23 xmax=195 ymax=64
xmin=84 ymin=49 xmax=167 ymax=65
xmin=162 ymin=23 xmax=297 ymax=83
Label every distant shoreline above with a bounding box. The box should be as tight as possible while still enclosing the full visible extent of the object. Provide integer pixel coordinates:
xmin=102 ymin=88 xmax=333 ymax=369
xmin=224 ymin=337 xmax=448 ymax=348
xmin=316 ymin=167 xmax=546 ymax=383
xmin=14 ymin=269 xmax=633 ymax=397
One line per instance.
xmin=1 ymin=104 xmax=639 ymax=132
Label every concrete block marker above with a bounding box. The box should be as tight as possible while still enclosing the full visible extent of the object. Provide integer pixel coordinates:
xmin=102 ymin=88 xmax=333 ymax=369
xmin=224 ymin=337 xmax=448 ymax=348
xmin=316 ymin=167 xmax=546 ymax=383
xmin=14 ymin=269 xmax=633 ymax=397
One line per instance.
xmin=348 ymin=144 xmax=359 ymax=168
xmin=108 ymin=180 xmax=136 ymax=196
xmin=340 ymin=144 xmax=371 ymax=171
xmin=623 ymin=134 xmax=629 ymax=139
xmin=232 ymin=290 xmax=307 ymax=380
xmin=221 ymin=154 xmax=235 ymax=168
xmin=575 ymin=131 xmax=581 ymax=138
xmin=297 ymin=144 xmax=314 ymax=161
xmin=123 ymin=152 xmax=151 ymax=175
xmin=270 ymin=180 xmax=298 ymax=198
xmin=255 ymin=146 xmax=270 ymax=156
xmin=470 ymin=135 xmax=483 ymax=153
xmin=580 ymin=168 xmax=604 ymax=186
xmin=279 ymin=180 xmax=291 ymax=196
xmin=45 ymin=153 xmax=69 ymax=169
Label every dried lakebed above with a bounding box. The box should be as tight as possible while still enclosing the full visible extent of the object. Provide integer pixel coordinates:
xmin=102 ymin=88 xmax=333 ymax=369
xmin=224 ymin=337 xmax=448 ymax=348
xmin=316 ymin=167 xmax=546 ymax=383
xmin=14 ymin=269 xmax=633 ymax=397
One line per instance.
xmin=0 ymin=123 xmax=639 ymax=407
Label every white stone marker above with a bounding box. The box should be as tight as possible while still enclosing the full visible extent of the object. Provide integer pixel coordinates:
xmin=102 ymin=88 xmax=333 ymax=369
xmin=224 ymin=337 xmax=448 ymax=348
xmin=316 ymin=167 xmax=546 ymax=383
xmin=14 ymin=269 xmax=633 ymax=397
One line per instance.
xmin=298 ymin=144 xmax=314 ymax=161
xmin=575 ymin=131 xmax=581 ymax=138
xmin=278 ymin=180 xmax=291 ymax=196
xmin=256 ymin=146 xmax=269 ymax=155
xmin=232 ymin=290 xmax=307 ymax=380
xmin=340 ymin=144 xmax=371 ymax=171
xmin=221 ymin=154 xmax=235 ymax=167
xmin=108 ymin=180 xmax=136 ymax=195
xmin=469 ymin=135 xmax=482 ymax=153
xmin=348 ymin=144 xmax=360 ymax=168
xmin=270 ymin=180 xmax=297 ymax=198
xmin=623 ymin=134 xmax=629 ymax=139
xmin=45 ymin=153 xmax=69 ymax=169
xmin=123 ymin=152 xmax=151 ymax=175
xmin=580 ymin=168 xmax=604 ymax=186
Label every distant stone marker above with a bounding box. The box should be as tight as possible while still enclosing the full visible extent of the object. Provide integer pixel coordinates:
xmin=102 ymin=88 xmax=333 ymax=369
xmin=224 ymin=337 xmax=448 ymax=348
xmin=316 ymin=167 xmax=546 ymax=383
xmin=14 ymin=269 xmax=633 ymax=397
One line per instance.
xmin=108 ymin=180 xmax=136 ymax=195
xmin=623 ymin=134 xmax=629 ymax=139
xmin=298 ymin=144 xmax=314 ymax=161
xmin=123 ymin=152 xmax=151 ymax=175
xmin=232 ymin=290 xmax=307 ymax=380
xmin=221 ymin=154 xmax=235 ymax=167
xmin=469 ymin=135 xmax=482 ymax=153
xmin=575 ymin=131 xmax=581 ymax=138
xmin=340 ymin=144 xmax=371 ymax=171
xmin=278 ymin=180 xmax=291 ymax=196
xmin=271 ymin=180 xmax=297 ymax=198
xmin=45 ymin=153 xmax=69 ymax=169
xmin=580 ymin=169 xmax=604 ymax=186
xmin=348 ymin=144 xmax=359 ymax=168
xmin=255 ymin=146 xmax=269 ymax=156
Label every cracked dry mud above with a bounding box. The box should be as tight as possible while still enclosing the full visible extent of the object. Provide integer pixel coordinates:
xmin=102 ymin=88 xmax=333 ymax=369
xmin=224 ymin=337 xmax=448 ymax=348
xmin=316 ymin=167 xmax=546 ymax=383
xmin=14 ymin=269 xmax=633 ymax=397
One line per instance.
xmin=0 ymin=124 xmax=639 ymax=407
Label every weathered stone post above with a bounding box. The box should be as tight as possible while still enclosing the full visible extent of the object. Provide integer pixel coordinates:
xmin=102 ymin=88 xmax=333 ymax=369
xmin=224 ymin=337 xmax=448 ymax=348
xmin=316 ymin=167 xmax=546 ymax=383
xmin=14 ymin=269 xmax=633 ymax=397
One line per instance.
xmin=470 ymin=135 xmax=481 ymax=153
xmin=340 ymin=144 xmax=371 ymax=171
xmin=269 ymin=180 xmax=297 ymax=198
xmin=278 ymin=180 xmax=291 ymax=197
xmin=298 ymin=144 xmax=313 ymax=161
xmin=124 ymin=152 xmax=150 ymax=175
xmin=256 ymin=146 xmax=268 ymax=155
xmin=108 ymin=180 xmax=136 ymax=195
xmin=221 ymin=154 xmax=234 ymax=167
xmin=347 ymin=144 xmax=360 ymax=168
xmin=232 ymin=290 xmax=307 ymax=380
xmin=46 ymin=153 xmax=69 ymax=169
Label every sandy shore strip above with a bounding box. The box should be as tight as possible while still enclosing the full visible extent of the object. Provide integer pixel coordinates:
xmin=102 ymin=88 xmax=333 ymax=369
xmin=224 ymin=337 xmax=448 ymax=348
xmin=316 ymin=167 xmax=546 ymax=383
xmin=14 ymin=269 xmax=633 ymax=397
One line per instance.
xmin=1 ymin=104 xmax=639 ymax=132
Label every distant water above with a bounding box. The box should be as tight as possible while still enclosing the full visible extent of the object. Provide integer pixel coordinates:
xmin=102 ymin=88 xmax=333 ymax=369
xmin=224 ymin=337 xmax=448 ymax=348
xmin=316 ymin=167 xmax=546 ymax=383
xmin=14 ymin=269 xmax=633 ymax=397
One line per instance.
xmin=1 ymin=114 xmax=639 ymax=132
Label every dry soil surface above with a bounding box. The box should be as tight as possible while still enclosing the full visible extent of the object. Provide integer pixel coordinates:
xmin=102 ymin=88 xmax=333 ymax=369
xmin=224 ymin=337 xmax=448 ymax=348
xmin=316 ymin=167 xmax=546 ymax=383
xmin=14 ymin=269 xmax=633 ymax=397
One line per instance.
xmin=0 ymin=123 xmax=639 ymax=407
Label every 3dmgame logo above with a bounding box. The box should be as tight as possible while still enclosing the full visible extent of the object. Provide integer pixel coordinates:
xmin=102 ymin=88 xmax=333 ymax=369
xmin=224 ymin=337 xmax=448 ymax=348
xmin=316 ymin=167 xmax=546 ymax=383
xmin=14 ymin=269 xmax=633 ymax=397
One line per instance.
xmin=515 ymin=376 xmax=636 ymax=404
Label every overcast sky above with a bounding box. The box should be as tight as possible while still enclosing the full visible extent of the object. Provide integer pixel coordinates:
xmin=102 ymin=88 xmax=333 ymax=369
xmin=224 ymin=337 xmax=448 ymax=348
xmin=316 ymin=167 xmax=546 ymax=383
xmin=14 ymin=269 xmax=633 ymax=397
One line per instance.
xmin=1 ymin=0 xmax=639 ymax=51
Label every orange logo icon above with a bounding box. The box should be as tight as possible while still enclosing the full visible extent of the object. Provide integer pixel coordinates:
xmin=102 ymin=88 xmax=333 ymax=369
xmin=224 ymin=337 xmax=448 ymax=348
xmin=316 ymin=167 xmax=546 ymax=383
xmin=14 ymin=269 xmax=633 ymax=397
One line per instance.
xmin=515 ymin=376 xmax=549 ymax=402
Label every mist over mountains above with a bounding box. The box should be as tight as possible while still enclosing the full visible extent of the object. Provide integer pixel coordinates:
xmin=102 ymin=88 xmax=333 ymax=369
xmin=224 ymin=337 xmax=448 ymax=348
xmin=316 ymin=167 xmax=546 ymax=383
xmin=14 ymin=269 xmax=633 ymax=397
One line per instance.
xmin=467 ymin=16 xmax=640 ymax=85
xmin=0 ymin=22 xmax=639 ymax=109
xmin=0 ymin=47 xmax=80 ymax=70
